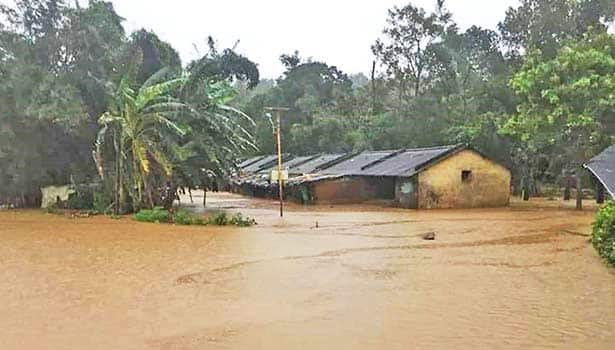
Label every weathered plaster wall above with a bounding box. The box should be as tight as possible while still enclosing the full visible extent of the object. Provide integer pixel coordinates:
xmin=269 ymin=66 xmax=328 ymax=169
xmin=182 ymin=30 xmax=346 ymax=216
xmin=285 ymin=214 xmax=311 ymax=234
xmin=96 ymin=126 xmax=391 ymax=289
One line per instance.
xmin=395 ymin=177 xmax=418 ymax=209
xmin=312 ymin=176 xmax=395 ymax=204
xmin=418 ymin=150 xmax=511 ymax=209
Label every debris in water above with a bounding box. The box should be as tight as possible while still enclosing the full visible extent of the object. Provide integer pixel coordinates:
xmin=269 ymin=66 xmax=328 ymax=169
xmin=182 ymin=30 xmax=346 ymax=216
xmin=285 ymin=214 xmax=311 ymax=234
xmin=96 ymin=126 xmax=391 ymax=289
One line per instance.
xmin=423 ymin=232 xmax=436 ymax=240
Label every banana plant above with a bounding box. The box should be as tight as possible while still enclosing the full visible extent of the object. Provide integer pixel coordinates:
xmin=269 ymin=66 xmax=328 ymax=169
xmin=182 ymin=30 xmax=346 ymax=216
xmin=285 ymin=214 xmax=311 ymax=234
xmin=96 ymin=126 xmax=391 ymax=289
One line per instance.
xmin=97 ymin=69 xmax=188 ymax=211
xmin=96 ymin=67 xmax=257 ymax=212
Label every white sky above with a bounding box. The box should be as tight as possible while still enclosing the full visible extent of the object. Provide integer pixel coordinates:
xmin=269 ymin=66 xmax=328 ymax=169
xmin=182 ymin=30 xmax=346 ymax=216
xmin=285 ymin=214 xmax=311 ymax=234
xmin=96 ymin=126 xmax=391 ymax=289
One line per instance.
xmin=104 ymin=0 xmax=520 ymax=78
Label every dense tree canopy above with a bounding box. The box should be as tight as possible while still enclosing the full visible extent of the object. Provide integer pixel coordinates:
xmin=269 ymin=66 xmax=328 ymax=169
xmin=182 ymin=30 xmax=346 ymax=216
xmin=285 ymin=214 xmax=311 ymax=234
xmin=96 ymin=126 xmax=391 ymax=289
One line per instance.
xmin=0 ymin=0 xmax=256 ymax=209
xmin=2 ymin=0 xmax=615 ymax=209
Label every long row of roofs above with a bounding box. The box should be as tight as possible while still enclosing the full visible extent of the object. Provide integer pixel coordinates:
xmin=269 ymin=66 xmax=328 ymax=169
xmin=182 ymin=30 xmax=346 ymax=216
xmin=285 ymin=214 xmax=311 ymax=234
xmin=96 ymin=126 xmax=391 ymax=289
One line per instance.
xmin=237 ymin=144 xmax=467 ymax=178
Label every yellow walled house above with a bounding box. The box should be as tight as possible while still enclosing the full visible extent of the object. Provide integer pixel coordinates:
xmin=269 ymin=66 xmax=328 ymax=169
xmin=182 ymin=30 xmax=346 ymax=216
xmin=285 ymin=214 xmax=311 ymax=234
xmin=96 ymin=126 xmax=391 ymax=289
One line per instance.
xmin=398 ymin=147 xmax=511 ymax=209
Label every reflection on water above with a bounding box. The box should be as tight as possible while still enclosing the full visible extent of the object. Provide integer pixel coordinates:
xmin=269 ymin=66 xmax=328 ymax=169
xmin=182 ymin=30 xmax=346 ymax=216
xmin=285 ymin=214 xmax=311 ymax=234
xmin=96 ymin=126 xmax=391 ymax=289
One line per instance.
xmin=0 ymin=192 xmax=614 ymax=350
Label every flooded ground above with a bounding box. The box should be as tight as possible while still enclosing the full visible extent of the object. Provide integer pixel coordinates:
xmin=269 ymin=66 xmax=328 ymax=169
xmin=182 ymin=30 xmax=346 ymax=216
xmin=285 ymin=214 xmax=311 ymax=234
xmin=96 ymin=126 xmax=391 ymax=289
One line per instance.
xmin=1 ymin=192 xmax=614 ymax=349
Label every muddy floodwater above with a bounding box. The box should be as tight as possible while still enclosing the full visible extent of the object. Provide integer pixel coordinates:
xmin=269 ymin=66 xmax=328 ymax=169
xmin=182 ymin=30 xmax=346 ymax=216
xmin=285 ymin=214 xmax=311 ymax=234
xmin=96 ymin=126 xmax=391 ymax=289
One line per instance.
xmin=1 ymin=192 xmax=614 ymax=349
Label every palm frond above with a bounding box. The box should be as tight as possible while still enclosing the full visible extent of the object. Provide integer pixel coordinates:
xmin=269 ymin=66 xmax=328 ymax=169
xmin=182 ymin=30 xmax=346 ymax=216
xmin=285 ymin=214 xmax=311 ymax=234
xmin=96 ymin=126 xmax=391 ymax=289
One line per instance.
xmin=132 ymin=139 xmax=150 ymax=174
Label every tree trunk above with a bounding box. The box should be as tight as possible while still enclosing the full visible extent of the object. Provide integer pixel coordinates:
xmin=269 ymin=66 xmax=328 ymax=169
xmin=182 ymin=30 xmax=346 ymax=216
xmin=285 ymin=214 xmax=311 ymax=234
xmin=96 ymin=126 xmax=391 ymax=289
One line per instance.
xmin=203 ymin=188 xmax=207 ymax=208
xmin=398 ymin=77 xmax=405 ymax=117
xmin=114 ymin=129 xmax=121 ymax=215
xmin=563 ymin=182 xmax=571 ymax=201
xmin=521 ymin=176 xmax=530 ymax=201
xmin=371 ymin=61 xmax=377 ymax=114
xmin=596 ymin=183 xmax=605 ymax=204
xmin=575 ymin=168 xmax=583 ymax=210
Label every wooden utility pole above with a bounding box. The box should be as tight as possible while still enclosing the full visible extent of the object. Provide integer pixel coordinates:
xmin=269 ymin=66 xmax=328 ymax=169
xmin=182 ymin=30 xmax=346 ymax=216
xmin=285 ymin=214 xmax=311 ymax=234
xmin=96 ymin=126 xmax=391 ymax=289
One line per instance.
xmin=265 ymin=107 xmax=289 ymax=217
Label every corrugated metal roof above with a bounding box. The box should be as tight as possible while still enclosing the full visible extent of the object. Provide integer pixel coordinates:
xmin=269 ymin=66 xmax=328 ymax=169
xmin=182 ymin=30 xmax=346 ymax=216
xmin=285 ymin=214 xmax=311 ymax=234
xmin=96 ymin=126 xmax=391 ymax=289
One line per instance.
xmin=320 ymin=151 xmax=397 ymax=175
xmin=289 ymin=154 xmax=347 ymax=175
xmin=238 ymin=144 xmax=475 ymax=179
xmin=584 ymin=145 xmax=615 ymax=198
xmin=360 ymin=145 xmax=460 ymax=177
xmin=241 ymin=155 xmax=279 ymax=173
xmin=257 ymin=155 xmax=316 ymax=174
xmin=238 ymin=155 xmax=266 ymax=168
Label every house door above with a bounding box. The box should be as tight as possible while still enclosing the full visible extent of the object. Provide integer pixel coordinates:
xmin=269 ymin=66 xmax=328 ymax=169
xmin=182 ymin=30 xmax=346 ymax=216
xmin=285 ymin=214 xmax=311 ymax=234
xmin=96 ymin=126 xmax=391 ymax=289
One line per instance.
xmin=397 ymin=177 xmax=418 ymax=209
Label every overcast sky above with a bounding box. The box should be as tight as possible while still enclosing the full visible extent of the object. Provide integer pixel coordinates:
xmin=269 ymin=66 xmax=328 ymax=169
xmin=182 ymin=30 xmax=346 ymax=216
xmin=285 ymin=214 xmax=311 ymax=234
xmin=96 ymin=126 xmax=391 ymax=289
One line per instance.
xmin=106 ymin=0 xmax=520 ymax=79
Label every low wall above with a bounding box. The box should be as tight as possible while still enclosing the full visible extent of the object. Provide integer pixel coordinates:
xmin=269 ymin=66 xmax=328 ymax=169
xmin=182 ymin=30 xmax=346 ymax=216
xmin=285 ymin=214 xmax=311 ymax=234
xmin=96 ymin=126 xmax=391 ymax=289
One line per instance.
xmin=312 ymin=176 xmax=395 ymax=204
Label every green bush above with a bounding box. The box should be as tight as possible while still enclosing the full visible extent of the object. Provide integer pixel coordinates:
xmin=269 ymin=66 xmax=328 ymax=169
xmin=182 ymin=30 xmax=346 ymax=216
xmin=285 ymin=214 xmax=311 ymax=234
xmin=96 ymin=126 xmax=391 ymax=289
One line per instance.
xmin=134 ymin=207 xmax=170 ymax=223
xmin=208 ymin=211 xmax=229 ymax=226
xmin=172 ymin=210 xmax=205 ymax=226
xmin=132 ymin=207 xmax=255 ymax=227
xmin=93 ymin=190 xmax=114 ymax=214
xmin=230 ymin=213 xmax=257 ymax=227
xmin=204 ymin=212 xmax=256 ymax=226
xmin=591 ymin=201 xmax=615 ymax=266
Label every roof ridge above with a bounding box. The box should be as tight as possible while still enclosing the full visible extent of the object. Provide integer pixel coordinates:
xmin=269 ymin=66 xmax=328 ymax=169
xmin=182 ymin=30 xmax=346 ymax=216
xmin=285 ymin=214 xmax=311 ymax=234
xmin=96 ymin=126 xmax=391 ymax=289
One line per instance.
xmin=402 ymin=144 xmax=460 ymax=152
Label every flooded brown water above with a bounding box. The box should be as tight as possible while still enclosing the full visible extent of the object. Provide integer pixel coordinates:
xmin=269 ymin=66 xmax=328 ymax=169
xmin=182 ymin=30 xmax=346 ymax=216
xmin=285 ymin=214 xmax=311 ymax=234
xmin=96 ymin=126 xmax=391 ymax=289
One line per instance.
xmin=1 ymin=192 xmax=614 ymax=349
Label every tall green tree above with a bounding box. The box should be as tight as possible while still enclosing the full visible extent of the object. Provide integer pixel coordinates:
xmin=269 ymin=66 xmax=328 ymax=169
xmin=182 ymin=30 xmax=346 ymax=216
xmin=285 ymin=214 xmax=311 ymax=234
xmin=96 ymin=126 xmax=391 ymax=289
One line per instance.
xmin=371 ymin=2 xmax=450 ymax=107
xmin=503 ymin=32 xmax=615 ymax=209
xmin=499 ymin=0 xmax=615 ymax=60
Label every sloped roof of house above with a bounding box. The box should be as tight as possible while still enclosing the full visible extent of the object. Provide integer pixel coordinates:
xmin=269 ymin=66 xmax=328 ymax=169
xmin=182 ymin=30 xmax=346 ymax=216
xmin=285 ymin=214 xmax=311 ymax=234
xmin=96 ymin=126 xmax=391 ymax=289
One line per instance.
xmin=241 ymin=155 xmax=280 ymax=173
xmin=289 ymin=154 xmax=348 ymax=175
xmin=238 ymin=155 xmax=266 ymax=169
xmin=257 ymin=155 xmax=317 ymax=174
xmin=317 ymin=146 xmax=465 ymax=177
xmin=237 ymin=144 xmax=502 ymax=179
xmin=358 ymin=145 xmax=463 ymax=177
xmin=320 ymin=150 xmax=397 ymax=175
xmin=584 ymin=145 xmax=615 ymax=197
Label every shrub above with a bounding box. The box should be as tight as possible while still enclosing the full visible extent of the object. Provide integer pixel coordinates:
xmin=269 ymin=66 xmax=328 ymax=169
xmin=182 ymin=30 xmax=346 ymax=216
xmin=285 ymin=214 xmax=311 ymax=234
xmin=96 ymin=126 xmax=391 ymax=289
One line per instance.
xmin=591 ymin=201 xmax=615 ymax=266
xmin=172 ymin=210 xmax=205 ymax=226
xmin=172 ymin=210 xmax=193 ymax=225
xmin=93 ymin=190 xmax=114 ymax=214
xmin=133 ymin=207 xmax=255 ymax=227
xmin=134 ymin=207 xmax=170 ymax=223
xmin=209 ymin=212 xmax=229 ymax=226
xmin=230 ymin=213 xmax=257 ymax=227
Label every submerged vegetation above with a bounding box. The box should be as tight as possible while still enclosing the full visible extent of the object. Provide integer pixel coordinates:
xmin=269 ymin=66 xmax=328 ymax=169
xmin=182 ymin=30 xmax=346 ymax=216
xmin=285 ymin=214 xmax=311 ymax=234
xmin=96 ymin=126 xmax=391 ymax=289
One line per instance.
xmin=133 ymin=207 xmax=256 ymax=227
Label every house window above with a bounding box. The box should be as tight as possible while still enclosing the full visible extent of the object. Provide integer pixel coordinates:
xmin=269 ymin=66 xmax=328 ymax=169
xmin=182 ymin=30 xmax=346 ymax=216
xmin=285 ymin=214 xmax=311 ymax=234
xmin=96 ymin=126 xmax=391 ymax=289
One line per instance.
xmin=461 ymin=170 xmax=472 ymax=183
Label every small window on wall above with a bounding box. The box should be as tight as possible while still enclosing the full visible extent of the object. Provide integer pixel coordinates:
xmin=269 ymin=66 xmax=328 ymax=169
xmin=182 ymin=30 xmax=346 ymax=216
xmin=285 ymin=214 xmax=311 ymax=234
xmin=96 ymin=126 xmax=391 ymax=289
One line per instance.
xmin=461 ymin=170 xmax=472 ymax=183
